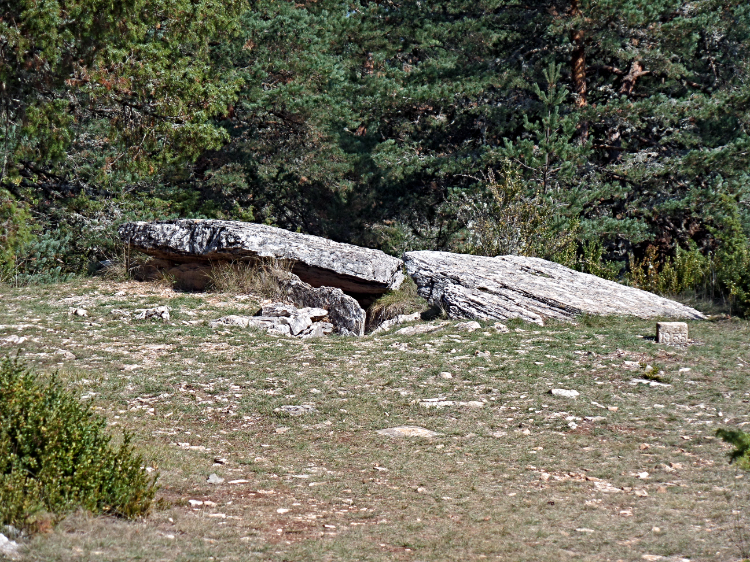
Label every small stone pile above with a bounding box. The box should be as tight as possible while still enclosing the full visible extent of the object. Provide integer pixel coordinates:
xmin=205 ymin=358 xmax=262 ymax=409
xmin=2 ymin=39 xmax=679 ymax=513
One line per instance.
xmin=209 ymin=303 xmax=333 ymax=338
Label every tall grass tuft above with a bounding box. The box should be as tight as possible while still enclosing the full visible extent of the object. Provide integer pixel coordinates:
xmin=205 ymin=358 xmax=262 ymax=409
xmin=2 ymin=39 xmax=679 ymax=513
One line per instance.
xmin=206 ymin=258 xmax=295 ymax=300
xmin=367 ymin=276 xmax=427 ymax=330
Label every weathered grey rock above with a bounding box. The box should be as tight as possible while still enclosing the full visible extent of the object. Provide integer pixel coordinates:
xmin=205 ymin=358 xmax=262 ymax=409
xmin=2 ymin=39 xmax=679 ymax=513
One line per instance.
xmin=656 ymin=322 xmax=688 ymax=344
xmin=1 ymin=335 xmax=28 ymax=345
xmin=119 ymin=219 xmax=404 ymax=295
xmin=395 ymin=321 xmax=448 ymax=336
xmin=261 ymin=303 xmax=297 ymax=317
xmin=550 ymin=388 xmax=580 ymax=398
xmin=298 ymin=307 xmax=328 ymax=321
xmin=259 ymin=303 xmax=329 ymax=335
xmin=492 ymin=321 xmax=509 ymax=333
xmin=299 ymin=321 xmax=333 ymax=339
xmin=418 ymin=399 xmax=484 ymax=408
xmin=275 ymin=404 xmax=316 ymax=416
xmin=208 ymin=315 xmax=254 ymax=328
xmin=369 ymin=312 xmax=422 ymax=335
xmin=454 ymin=321 xmax=481 ymax=332
xmin=299 ymin=323 xmax=325 ymax=339
xmin=208 ymin=315 xmax=291 ymax=335
xmin=281 ymin=276 xmax=365 ymax=336
xmin=404 ymin=251 xmax=705 ymax=325
xmin=206 ymin=473 xmax=224 ymax=484
xmin=284 ymin=313 xmax=312 ymax=336
xmin=0 ymin=533 xmax=20 ymax=559
xmin=377 ymin=426 xmax=441 ymax=438
xmin=134 ymin=306 xmax=170 ymax=321
xmin=209 ymin=306 xmax=334 ymax=338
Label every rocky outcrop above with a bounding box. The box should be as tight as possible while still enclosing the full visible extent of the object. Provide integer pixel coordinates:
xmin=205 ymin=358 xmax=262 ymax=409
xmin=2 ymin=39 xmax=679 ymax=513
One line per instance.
xmin=404 ymin=251 xmax=705 ymax=325
xmin=119 ymin=219 xmax=404 ymax=296
xmin=280 ymin=275 xmax=366 ymax=336
xmin=209 ymin=303 xmax=334 ymax=338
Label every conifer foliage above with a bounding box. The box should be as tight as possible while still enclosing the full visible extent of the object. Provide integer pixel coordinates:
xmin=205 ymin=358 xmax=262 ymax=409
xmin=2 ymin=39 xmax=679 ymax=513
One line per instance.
xmin=2 ymin=0 xmax=750 ymax=311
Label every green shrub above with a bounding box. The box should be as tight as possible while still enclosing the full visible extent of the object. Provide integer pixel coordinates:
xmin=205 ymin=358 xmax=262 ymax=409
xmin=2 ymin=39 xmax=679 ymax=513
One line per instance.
xmin=575 ymin=239 xmax=621 ymax=281
xmin=629 ymin=244 xmax=713 ymax=297
xmin=449 ymin=165 xmax=579 ymax=265
xmin=717 ymin=428 xmax=750 ymax=471
xmin=0 ymin=356 xmax=157 ymax=530
xmin=0 ymin=189 xmax=36 ymax=283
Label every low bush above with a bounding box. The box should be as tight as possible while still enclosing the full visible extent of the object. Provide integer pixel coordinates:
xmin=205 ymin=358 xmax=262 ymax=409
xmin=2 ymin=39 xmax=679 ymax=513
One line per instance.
xmin=449 ymin=166 xmax=578 ymax=265
xmin=0 ymin=357 xmax=157 ymax=531
xmin=717 ymin=428 xmax=750 ymax=470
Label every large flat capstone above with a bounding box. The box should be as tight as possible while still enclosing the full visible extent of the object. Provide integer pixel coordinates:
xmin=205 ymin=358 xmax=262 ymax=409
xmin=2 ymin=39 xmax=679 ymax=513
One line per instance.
xmin=404 ymin=251 xmax=705 ymax=325
xmin=119 ymin=220 xmax=404 ymax=296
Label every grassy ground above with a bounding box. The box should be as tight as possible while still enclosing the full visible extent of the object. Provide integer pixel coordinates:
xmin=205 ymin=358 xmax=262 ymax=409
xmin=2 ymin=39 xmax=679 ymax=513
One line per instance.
xmin=0 ymin=278 xmax=748 ymax=562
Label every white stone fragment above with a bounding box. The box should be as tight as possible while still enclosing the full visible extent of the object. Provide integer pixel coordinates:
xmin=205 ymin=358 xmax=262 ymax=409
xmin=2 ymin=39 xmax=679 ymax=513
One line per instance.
xmin=377 ymin=426 xmax=441 ymax=438
xmin=551 ymin=388 xmax=580 ymax=398
xmin=134 ymin=306 xmax=170 ymax=321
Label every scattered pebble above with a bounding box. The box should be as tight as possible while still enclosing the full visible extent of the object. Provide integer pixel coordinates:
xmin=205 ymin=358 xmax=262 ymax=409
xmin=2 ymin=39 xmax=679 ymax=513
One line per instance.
xmin=395 ymin=322 xmax=447 ymax=336
xmin=551 ymin=389 xmax=579 ymax=398
xmin=439 ymin=372 xmax=453 ymax=379
xmin=134 ymin=306 xmax=170 ymax=322
xmin=630 ymin=378 xmax=671 ymax=388
xmin=377 ymin=426 xmax=441 ymax=438
xmin=454 ymin=321 xmax=481 ymax=332
xmin=593 ymin=481 xmax=622 ymax=493
xmin=275 ymin=405 xmax=316 ymax=416
xmin=207 ymin=473 xmax=224 ymax=484
xmin=419 ymin=399 xmax=484 ymax=409
xmin=1 ymin=335 xmax=27 ymax=345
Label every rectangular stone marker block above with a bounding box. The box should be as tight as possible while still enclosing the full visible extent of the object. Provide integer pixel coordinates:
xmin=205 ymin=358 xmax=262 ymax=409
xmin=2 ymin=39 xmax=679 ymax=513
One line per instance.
xmin=656 ymin=322 xmax=688 ymax=344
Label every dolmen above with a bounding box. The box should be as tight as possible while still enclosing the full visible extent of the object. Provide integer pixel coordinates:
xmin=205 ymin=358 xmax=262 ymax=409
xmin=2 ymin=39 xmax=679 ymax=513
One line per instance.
xmin=120 ymin=220 xmax=705 ymax=337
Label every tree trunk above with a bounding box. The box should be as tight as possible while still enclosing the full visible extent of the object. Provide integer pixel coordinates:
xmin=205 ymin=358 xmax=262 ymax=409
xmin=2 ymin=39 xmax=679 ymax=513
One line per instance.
xmin=570 ymin=0 xmax=587 ymax=108
xmin=619 ymin=61 xmax=648 ymax=95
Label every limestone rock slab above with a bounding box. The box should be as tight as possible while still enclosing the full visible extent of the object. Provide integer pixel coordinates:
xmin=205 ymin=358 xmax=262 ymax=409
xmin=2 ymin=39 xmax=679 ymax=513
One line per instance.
xmin=119 ymin=219 xmax=404 ymax=295
xmin=404 ymin=251 xmax=705 ymax=324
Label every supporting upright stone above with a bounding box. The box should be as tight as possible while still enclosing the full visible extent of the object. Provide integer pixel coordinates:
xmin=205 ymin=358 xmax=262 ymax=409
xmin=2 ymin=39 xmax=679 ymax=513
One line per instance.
xmin=656 ymin=322 xmax=688 ymax=344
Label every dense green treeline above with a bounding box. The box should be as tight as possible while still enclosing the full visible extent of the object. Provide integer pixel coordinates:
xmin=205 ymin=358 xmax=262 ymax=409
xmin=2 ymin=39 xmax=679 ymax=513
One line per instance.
xmin=2 ymin=0 xmax=750 ymax=310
